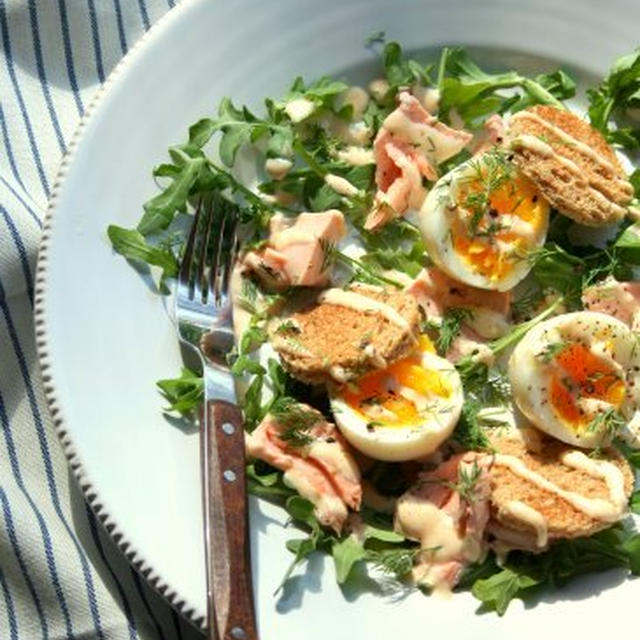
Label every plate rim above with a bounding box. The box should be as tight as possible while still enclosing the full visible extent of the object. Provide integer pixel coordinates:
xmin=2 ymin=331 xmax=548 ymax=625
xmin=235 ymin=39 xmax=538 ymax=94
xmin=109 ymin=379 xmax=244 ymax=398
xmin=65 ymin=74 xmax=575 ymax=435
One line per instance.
xmin=33 ymin=0 xmax=208 ymax=630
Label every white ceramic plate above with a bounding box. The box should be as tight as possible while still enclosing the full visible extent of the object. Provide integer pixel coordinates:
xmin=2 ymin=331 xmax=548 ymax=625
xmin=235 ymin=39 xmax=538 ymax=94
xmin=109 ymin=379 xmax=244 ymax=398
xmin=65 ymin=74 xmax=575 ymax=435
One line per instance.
xmin=35 ymin=0 xmax=640 ymax=637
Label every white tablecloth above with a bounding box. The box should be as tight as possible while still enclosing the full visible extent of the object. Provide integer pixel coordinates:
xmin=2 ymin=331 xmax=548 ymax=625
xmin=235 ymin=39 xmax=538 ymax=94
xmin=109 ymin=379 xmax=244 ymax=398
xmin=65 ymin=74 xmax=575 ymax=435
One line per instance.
xmin=0 ymin=1 xmax=202 ymax=637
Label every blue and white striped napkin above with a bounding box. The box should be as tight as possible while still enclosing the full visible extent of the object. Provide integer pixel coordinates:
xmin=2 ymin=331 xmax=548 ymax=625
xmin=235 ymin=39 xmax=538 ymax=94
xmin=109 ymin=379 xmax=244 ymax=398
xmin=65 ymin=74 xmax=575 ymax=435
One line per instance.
xmin=1 ymin=1 xmax=203 ymax=638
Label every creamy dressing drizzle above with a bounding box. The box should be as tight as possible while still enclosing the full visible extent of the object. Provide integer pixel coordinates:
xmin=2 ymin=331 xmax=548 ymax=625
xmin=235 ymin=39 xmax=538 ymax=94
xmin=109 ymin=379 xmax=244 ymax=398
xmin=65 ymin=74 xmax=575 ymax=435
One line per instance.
xmin=318 ymin=289 xmax=410 ymax=330
xmin=560 ymin=451 xmax=627 ymax=513
xmin=512 ymin=110 xmax=618 ymax=175
xmin=510 ymin=135 xmax=628 ymax=216
xmin=494 ymin=454 xmax=626 ymax=522
xmin=324 ymin=173 xmax=360 ymax=197
xmin=501 ymin=500 xmax=548 ymax=547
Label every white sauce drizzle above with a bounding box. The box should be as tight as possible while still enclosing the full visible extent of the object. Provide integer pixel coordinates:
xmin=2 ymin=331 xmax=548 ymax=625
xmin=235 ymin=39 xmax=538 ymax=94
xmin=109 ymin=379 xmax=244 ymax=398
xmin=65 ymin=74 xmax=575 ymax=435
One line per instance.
xmin=318 ymin=289 xmax=410 ymax=330
xmin=493 ymin=454 xmax=626 ymax=522
xmin=509 ymin=123 xmax=629 ymax=217
xmin=510 ymin=134 xmax=553 ymax=157
xmin=324 ymin=173 xmax=360 ymax=197
xmin=512 ymin=110 xmax=618 ymax=175
xmin=559 ymin=450 xmax=627 ymax=514
xmin=501 ymin=500 xmax=548 ymax=547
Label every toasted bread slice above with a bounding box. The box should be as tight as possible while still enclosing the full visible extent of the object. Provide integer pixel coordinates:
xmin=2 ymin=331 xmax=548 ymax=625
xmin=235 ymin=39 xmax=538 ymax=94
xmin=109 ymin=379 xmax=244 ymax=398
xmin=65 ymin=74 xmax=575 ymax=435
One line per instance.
xmin=507 ymin=105 xmax=633 ymax=226
xmin=487 ymin=430 xmax=634 ymax=549
xmin=268 ymin=284 xmax=420 ymax=385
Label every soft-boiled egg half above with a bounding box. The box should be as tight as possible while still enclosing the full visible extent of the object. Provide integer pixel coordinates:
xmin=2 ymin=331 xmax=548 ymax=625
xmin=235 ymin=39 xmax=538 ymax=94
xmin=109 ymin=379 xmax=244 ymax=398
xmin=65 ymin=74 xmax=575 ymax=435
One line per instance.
xmin=418 ymin=151 xmax=550 ymax=291
xmin=329 ymin=336 xmax=463 ymax=461
xmin=509 ymin=311 xmax=640 ymax=448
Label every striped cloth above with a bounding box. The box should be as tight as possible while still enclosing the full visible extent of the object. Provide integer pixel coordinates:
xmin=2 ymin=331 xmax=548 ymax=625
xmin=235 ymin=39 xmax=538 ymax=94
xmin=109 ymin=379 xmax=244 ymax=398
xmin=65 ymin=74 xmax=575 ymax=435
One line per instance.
xmin=0 ymin=1 xmax=203 ymax=638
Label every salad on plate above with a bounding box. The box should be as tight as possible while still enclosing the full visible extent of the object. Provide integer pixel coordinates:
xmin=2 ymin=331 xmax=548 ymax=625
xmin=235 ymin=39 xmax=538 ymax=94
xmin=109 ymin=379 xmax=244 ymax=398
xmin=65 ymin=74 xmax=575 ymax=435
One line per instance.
xmin=108 ymin=40 xmax=640 ymax=615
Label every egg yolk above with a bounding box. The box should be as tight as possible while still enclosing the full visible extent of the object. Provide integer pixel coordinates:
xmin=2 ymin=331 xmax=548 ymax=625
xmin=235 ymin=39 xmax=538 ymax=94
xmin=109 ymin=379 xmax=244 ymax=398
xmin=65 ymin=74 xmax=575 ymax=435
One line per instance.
xmin=452 ymin=171 xmax=548 ymax=282
xmin=342 ymin=340 xmax=451 ymax=428
xmin=548 ymin=342 xmax=625 ymax=429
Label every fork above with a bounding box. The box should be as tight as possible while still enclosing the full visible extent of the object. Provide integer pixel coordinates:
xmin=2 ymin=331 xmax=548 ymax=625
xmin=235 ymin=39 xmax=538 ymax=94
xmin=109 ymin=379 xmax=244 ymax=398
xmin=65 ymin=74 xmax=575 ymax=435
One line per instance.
xmin=175 ymin=193 xmax=258 ymax=640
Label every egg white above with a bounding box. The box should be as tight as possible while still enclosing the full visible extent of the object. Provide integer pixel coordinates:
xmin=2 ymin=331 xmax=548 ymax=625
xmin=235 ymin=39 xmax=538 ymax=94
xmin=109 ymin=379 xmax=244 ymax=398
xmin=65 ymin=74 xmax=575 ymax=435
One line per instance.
xmin=509 ymin=311 xmax=640 ymax=448
xmin=418 ymin=156 xmax=549 ymax=292
xmin=329 ymin=351 xmax=463 ymax=461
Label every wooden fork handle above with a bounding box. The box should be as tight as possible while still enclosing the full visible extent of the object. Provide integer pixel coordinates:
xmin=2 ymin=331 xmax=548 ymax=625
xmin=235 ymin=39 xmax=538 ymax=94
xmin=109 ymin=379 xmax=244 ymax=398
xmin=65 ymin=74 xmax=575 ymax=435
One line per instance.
xmin=203 ymin=399 xmax=258 ymax=640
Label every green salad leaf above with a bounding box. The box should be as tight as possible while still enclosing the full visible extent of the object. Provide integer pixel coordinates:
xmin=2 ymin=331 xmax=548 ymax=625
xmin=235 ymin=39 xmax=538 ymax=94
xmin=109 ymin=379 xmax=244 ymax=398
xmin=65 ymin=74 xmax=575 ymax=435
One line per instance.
xmin=438 ymin=47 xmax=569 ymax=125
xmin=588 ymin=49 xmax=640 ymax=149
xmin=156 ymin=367 xmax=204 ymax=415
xmin=107 ymin=225 xmax=179 ymax=283
xmin=462 ymin=524 xmax=640 ymax=615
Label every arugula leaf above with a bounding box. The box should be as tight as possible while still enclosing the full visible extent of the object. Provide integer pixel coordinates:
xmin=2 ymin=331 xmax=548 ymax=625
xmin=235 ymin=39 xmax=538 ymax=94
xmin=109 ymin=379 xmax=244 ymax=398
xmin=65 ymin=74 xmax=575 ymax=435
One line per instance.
xmin=614 ymin=225 xmax=640 ymax=264
xmin=438 ymin=48 xmax=566 ymax=125
xmin=107 ymin=225 xmax=178 ymax=281
xmin=466 ymin=524 xmax=640 ymax=615
xmin=382 ymin=42 xmax=433 ymax=95
xmin=137 ymin=156 xmax=207 ymax=235
xmin=332 ymin=535 xmax=367 ymax=584
xmin=588 ymin=49 xmax=640 ymax=148
xmin=246 ymin=462 xmax=296 ymax=501
xmin=156 ymin=367 xmax=203 ymax=415
xmin=189 ymin=97 xmax=293 ymax=166
xmin=472 ymin=566 xmax=540 ymax=615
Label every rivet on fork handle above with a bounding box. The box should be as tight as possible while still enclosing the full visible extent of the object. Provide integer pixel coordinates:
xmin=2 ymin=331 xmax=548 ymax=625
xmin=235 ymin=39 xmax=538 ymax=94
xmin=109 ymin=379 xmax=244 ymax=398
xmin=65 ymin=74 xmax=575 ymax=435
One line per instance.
xmin=203 ymin=399 xmax=258 ymax=640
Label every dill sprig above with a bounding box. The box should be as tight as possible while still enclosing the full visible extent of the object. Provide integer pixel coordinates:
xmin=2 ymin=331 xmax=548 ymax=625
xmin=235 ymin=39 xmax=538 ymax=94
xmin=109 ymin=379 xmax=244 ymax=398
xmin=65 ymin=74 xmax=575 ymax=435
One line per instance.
xmin=319 ymin=239 xmax=403 ymax=289
xmin=270 ymin=397 xmax=325 ymax=447
xmin=436 ymin=307 xmax=474 ymax=355
xmin=458 ymin=149 xmax=515 ymax=237
xmin=366 ymin=547 xmax=421 ymax=580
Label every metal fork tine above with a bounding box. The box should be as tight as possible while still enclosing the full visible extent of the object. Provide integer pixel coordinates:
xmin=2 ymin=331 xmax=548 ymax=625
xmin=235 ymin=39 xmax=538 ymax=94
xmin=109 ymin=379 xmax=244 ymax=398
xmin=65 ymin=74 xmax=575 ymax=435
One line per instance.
xmin=179 ymin=198 xmax=203 ymax=293
xmin=196 ymin=198 xmax=215 ymax=305
xmin=211 ymin=206 xmax=228 ymax=305
xmin=220 ymin=217 xmax=239 ymax=297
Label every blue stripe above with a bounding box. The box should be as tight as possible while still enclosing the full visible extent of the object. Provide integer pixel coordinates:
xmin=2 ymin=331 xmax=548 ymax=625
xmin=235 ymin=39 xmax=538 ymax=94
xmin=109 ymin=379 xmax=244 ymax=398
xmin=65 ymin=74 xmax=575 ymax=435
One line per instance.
xmin=130 ymin=568 xmax=167 ymax=640
xmin=27 ymin=0 xmax=67 ymax=153
xmin=113 ymin=0 xmax=128 ymax=55
xmin=167 ymin=0 xmax=175 ymax=7
xmin=0 ymin=106 xmax=28 ymax=196
xmin=0 ymin=565 xmax=19 ymax=640
xmin=0 ymin=280 xmax=106 ymax=640
xmin=57 ymin=0 xmax=84 ymax=115
xmin=0 ymin=390 xmax=73 ymax=639
xmin=85 ymin=506 xmax=138 ymax=640
xmin=138 ymin=0 xmax=151 ymax=30
xmin=0 ymin=205 xmax=34 ymax=305
xmin=87 ymin=0 xmax=105 ymax=84
xmin=0 ymin=1 xmax=50 ymax=197
xmin=0 ymin=488 xmax=49 ymax=639
xmin=0 ymin=176 xmax=43 ymax=229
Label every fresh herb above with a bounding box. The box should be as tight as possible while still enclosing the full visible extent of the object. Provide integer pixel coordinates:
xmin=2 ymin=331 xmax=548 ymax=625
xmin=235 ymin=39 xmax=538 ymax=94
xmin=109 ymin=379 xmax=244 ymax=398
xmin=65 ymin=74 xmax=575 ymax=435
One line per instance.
xmin=320 ymin=240 xmax=403 ymax=289
xmin=586 ymin=407 xmax=626 ymax=441
xmin=270 ymin=397 xmax=325 ymax=447
xmin=536 ymin=340 xmax=568 ymax=363
xmin=107 ymin=225 xmax=178 ymax=288
xmin=366 ymin=547 xmax=420 ymax=581
xmin=156 ymin=367 xmax=204 ymax=416
xmin=434 ymin=459 xmax=483 ymax=502
xmin=588 ymin=49 xmax=640 ymax=149
xmin=438 ymin=48 xmax=568 ymax=126
xmin=436 ymin=307 xmax=474 ymax=355
xmin=381 ymin=42 xmax=434 ymax=97
xmin=246 ymin=461 xmax=296 ymax=501
xmin=189 ymin=97 xmax=294 ymax=166
xmin=460 ymin=523 xmax=640 ymax=615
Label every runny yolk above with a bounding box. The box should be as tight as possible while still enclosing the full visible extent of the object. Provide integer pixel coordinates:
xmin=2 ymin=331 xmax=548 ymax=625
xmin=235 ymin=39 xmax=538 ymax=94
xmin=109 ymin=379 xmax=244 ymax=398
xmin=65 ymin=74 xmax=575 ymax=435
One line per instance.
xmin=341 ymin=341 xmax=451 ymax=428
xmin=452 ymin=172 xmax=549 ymax=282
xmin=549 ymin=342 xmax=626 ymax=429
